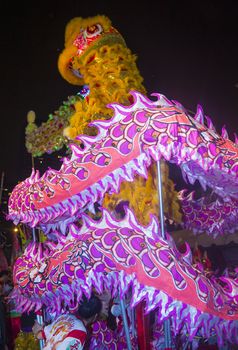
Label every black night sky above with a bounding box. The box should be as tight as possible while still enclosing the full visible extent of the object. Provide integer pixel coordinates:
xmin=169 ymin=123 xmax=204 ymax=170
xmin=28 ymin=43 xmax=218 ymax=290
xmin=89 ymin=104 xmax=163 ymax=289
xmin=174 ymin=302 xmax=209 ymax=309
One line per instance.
xmin=0 ymin=0 xmax=238 ymax=197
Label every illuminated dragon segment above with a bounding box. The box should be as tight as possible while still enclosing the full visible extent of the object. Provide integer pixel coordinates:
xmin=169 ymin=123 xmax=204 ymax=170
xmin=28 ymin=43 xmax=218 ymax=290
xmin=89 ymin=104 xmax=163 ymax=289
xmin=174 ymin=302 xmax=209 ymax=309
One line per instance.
xmin=8 ymin=91 xmax=238 ymax=231
xmin=8 ymin=91 xmax=238 ymax=346
xmin=11 ymin=209 xmax=238 ymax=345
xmin=24 ymin=15 xmax=181 ymax=227
xmin=180 ymin=191 xmax=238 ymax=237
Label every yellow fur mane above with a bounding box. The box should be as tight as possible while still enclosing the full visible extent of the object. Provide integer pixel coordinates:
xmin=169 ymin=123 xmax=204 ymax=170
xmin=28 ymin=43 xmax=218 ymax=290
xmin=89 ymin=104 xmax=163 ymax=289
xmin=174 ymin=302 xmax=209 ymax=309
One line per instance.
xmin=63 ymin=43 xmax=146 ymax=138
xmin=58 ymin=15 xmax=181 ymax=225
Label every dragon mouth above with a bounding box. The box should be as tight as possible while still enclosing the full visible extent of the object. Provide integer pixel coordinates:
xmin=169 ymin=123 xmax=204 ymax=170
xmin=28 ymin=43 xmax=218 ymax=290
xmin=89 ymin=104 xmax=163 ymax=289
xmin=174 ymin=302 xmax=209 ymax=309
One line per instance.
xmin=8 ymin=91 xmax=238 ymax=345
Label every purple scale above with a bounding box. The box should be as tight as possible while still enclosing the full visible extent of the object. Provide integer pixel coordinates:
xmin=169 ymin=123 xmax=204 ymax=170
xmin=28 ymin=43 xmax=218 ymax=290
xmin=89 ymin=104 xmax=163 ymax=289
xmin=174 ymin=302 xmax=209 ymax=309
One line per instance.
xmin=147 ymin=238 xmax=157 ymax=246
xmin=187 ymin=130 xmax=199 ymax=146
xmin=34 ymin=286 xmax=40 ymax=294
xmin=17 ymin=196 xmax=24 ymax=208
xmin=47 ymin=176 xmax=57 ymax=185
xmin=152 ymin=121 xmax=168 ymax=130
xmin=159 ymin=134 xmax=169 ymax=146
xmin=94 ymin=229 xmax=107 ymax=238
xmin=62 ymin=165 xmax=73 ymax=174
xmin=120 ymin=113 xmax=133 ymax=123
xmin=75 ymin=167 xmax=88 ymax=180
xmin=89 ymin=244 xmax=103 ymax=258
xmin=92 ymin=322 xmax=100 ymax=333
xmin=224 ymin=206 xmax=232 ymax=214
xmin=151 ymin=269 xmax=160 ymax=277
xmin=104 ymin=256 xmax=116 ymax=268
xmin=25 ymin=194 xmax=31 ymax=208
xmin=213 ymin=212 xmax=220 ymax=220
xmin=64 ymin=264 xmax=74 ymax=276
xmin=119 ymin=227 xmax=133 ymax=237
xmin=143 ymin=128 xmax=157 ymax=143
xmin=118 ymin=140 xmax=132 ymax=155
xmin=198 ymin=145 xmax=208 ymax=155
xmin=46 ymin=281 xmax=53 ymax=292
xmin=197 ymin=213 xmax=208 ymax=220
xmin=129 ymin=236 xmax=144 ymax=251
xmin=167 ymin=124 xmax=178 ymax=138
xmin=170 ymin=265 xmax=186 ymax=289
xmin=193 ymin=220 xmax=202 ymax=227
xmin=184 ymin=265 xmax=198 ymax=279
xmin=83 ymin=154 xmax=94 ymax=162
xmin=214 ymin=293 xmax=224 ymax=308
xmin=111 ymin=343 xmax=117 ymax=350
xmin=215 ymin=155 xmax=223 ymax=166
xmin=38 ymin=279 xmax=46 ymax=288
xmin=75 ymin=268 xmax=86 ymax=280
xmin=158 ymin=249 xmax=171 ymax=265
xmin=127 ymin=256 xmax=136 ymax=265
xmin=97 ymin=333 xmax=103 ymax=342
xmin=30 ymin=202 xmax=36 ymax=210
xmin=177 ymin=135 xmax=186 ymax=146
xmin=197 ymin=277 xmax=209 ymax=301
xmin=184 ymin=206 xmax=193 ymax=214
xmin=104 ymin=330 xmax=113 ymax=342
xmin=60 ymin=275 xmax=69 ymax=284
xmin=134 ymin=110 xmax=148 ymax=124
xmin=96 ymin=153 xmax=111 ymax=166
xmin=125 ymin=123 xmax=137 ymax=140
xmin=114 ymin=243 xmax=128 ymax=259
xmin=110 ymin=124 xmax=124 ymax=138
xmin=103 ymin=139 xmax=114 ymax=147
xmin=231 ymin=164 xmax=238 ymax=172
xmin=102 ymin=231 xmax=117 ymax=246
xmin=193 ymin=202 xmax=201 ymax=210
xmin=94 ymin=263 xmax=106 ymax=273
xmin=141 ymin=252 xmax=155 ymax=269
xmin=101 ymin=322 xmax=107 ymax=331
xmin=209 ymin=209 xmax=217 ymax=217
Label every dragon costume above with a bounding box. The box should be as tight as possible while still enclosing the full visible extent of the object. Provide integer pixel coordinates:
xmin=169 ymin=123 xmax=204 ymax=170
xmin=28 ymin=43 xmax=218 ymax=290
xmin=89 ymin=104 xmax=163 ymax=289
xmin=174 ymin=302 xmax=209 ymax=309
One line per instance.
xmin=8 ymin=15 xmax=238 ymax=349
xmin=25 ymin=15 xmax=181 ymax=226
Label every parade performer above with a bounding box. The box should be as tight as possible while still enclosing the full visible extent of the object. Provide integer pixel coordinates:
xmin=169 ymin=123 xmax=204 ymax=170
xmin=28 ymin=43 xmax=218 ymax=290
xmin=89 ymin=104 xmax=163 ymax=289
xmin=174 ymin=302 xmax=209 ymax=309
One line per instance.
xmin=33 ymin=313 xmax=87 ymax=350
xmin=32 ymin=293 xmax=102 ymax=350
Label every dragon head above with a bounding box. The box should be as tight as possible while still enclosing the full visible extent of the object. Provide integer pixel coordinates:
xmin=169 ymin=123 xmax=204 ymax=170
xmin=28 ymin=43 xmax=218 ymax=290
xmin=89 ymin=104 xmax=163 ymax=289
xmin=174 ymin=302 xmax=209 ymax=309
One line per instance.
xmin=58 ymin=15 xmax=127 ymax=86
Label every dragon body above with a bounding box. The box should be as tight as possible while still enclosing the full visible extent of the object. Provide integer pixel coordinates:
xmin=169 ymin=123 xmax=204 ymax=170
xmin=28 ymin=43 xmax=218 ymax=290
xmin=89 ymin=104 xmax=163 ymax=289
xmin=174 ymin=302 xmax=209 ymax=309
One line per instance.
xmin=8 ymin=91 xmax=238 ymax=346
xmin=180 ymin=191 xmax=238 ymax=237
xmin=12 ymin=208 xmax=238 ymax=345
xmin=25 ymin=15 xmax=180 ymax=226
xmin=9 ymin=92 xmax=238 ymax=228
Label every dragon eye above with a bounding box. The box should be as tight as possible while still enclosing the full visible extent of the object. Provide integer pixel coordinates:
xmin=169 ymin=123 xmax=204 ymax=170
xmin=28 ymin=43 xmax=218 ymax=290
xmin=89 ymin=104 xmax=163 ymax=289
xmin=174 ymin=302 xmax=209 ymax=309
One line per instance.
xmin=86 ymin=24 xmax=103 ymax=37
